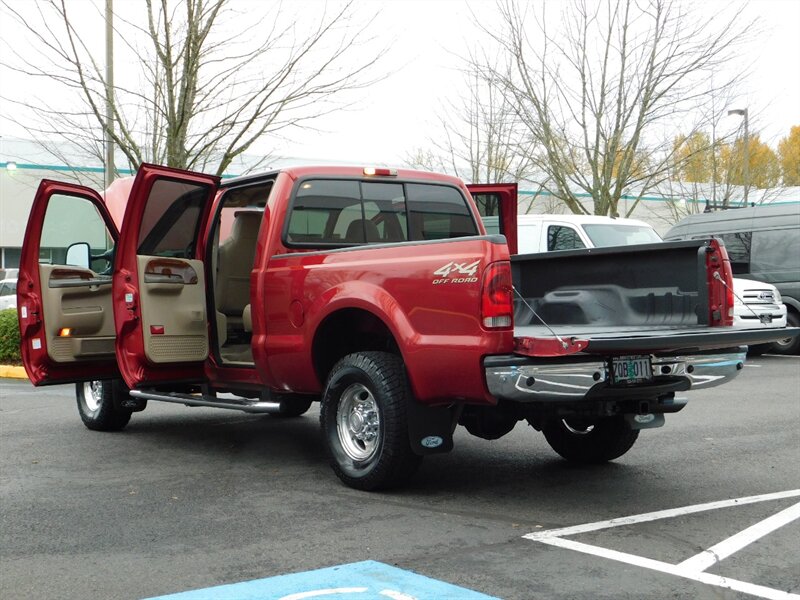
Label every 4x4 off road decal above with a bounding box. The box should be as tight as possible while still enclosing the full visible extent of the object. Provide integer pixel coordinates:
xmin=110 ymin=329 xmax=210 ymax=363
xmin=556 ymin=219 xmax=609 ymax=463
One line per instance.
xmin=432 ymin=260 xmax=480 ymax=285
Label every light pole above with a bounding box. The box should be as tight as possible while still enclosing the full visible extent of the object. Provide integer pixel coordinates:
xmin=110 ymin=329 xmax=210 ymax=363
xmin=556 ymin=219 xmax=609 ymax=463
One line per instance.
xmin=105 ymin=0 xmax=115 ymax=190
xmin=727 ymin=108 xmax=748 ymax=205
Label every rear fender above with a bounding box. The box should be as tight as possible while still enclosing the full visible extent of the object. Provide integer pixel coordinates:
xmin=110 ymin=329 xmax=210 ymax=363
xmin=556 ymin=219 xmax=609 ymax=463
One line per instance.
xmin=309 ymin=281 xmax=415 ymax=381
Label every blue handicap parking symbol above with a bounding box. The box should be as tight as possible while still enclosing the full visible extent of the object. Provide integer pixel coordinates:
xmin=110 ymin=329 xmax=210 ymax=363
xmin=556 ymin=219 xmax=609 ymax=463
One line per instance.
xmin=145 ymin=560 xmax=499 ymax=600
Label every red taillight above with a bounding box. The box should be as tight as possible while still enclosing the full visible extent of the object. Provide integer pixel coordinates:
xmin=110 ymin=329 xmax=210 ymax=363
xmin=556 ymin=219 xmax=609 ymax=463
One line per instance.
xmin=481 ymin=261 xmax=513 ymax=329
xmin=706 ymin=238 xmax=734 ymax=327
xmin=723 ymin=260 xmax=734 ymax=323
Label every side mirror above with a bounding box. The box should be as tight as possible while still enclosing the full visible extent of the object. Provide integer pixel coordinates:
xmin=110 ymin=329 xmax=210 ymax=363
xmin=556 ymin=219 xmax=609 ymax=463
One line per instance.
xmin=65 ymin=242 xmax=91 ymax=269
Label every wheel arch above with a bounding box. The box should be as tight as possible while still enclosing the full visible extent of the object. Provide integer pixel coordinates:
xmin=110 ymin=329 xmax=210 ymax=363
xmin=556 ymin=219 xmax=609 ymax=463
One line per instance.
xmin=312 ymin=307 xmax=402 ymax=386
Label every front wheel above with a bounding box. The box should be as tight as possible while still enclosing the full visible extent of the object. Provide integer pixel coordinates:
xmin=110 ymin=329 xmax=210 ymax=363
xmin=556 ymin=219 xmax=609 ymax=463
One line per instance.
xmin=542 ymin=416 xmax=639 ymax=464
xmin=76 ymin=380 xmax=133 ymax=431
xmin=320 ymin=352 xmax=422 ymax=491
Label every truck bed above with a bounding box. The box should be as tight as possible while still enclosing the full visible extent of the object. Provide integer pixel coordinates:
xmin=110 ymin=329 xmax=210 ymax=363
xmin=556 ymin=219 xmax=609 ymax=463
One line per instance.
xmin=511 ymin=240 xmax=796 ymax=354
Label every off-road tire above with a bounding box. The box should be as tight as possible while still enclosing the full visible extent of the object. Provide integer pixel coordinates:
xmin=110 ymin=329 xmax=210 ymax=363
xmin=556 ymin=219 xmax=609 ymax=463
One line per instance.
xmin=543 ymin=416 xmax=639 ymax=464
xmin=320 ymin=352 xmax=422 ymax=491
xmin=76 ymin=380 xmax=132 ymax=431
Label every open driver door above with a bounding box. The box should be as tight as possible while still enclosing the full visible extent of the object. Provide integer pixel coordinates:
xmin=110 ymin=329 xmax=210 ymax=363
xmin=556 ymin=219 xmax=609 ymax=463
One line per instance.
xmin=112 ymin=164 xmax=220 ymax=389
xmin=18 ymin=181 xmax=121 ymax=385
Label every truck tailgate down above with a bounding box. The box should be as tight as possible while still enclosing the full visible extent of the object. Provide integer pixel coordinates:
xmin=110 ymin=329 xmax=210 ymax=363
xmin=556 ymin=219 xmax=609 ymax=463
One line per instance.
xmin=513 ymin=324 xmax=800 ymax=355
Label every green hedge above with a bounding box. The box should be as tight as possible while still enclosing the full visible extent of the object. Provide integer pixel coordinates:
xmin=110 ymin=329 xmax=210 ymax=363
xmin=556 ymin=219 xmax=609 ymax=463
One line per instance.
xmin=0 ymin=308 xmax=21 ymax=363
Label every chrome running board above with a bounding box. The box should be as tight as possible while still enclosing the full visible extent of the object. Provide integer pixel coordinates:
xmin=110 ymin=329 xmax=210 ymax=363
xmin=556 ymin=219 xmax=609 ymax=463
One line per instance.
xmin=129 ymin=389 xmax=282 ymax=414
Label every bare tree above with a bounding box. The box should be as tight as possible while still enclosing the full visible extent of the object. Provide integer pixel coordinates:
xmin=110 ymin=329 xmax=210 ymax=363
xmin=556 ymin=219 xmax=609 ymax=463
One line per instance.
xmin=480 ymin=0 xmax=752 ymax=216
xmin=0 ymin=0 xmax=384 ymax=179
xmin=405 ymin=58 xmax=537 ymax=185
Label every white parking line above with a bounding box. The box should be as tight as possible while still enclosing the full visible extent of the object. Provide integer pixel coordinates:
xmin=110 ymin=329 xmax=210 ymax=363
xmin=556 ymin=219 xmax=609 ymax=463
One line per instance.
xmin=677 ymin=501 xmax=800 ymax=572
xmin=524 ymin=489 xmax=800 ymax=540
xmin=536 ymin=536 xmax=798 ymax=600
xmin=524 ymin=490 xmax=800 ymax=600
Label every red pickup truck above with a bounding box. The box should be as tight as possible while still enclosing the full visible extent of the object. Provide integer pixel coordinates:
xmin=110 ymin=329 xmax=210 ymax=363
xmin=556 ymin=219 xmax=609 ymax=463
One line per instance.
xmin=16 ymin=164 xmax=793 ymax=490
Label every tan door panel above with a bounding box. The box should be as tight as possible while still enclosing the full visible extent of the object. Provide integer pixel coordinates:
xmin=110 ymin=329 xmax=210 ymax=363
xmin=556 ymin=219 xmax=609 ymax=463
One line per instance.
xmin=137 ymin=256 xmax=208 ymax=363
xmin=40 ymin=264 xmax=115 ymax=362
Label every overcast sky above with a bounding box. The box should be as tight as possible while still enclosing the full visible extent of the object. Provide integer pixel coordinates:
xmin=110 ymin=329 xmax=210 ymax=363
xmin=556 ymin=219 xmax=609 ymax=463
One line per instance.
xmin=0 ymin=0 xmax=798 ymax=169
xmin=272 ymin=0 xmax=800 ymax=165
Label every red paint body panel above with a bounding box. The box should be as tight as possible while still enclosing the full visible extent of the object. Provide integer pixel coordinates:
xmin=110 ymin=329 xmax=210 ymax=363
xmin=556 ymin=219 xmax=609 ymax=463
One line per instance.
xmin=17 ymin=181 xmax=121 ymax=385
xmin=254 ymin=238 xmax=513 ymax=404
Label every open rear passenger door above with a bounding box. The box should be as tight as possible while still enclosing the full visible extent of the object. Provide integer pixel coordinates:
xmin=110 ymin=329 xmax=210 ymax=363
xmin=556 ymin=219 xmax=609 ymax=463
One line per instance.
xmin=18 ymin=181 xmax=120 ymax=385
xmin=468 ymin=183 xmax=518 ymax=255
xmin=113 ymin=164 xmax=220 ymax=389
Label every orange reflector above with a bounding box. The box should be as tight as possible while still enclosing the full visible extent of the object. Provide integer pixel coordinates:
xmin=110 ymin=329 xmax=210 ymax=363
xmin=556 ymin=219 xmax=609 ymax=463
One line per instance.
xmin=58 ymin=328 xmax=73 ymax=337
xmin=363 ymin=167 xmax=397 ymax=177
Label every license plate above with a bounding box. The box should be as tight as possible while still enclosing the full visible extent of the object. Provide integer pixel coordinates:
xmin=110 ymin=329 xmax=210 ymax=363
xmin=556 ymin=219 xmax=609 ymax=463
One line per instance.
xmin=611 ymin=355 xmax=653 ymax=384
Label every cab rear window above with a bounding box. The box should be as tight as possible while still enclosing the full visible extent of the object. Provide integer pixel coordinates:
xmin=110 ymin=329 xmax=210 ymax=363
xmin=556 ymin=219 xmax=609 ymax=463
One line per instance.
xmin=285 ymin=179 xmax=477 ymax=247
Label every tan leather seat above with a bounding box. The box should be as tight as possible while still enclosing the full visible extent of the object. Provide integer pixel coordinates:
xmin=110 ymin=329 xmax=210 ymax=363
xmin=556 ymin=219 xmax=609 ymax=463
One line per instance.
xmin=242 ymin=304 xmax=252 ymax=332
xmin=216 ymin=212 xmax=261 ymax=326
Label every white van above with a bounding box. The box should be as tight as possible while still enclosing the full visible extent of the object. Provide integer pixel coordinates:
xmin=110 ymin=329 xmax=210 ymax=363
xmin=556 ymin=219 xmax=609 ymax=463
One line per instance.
xmin=484 ymin=213 xmax=787 ymax=350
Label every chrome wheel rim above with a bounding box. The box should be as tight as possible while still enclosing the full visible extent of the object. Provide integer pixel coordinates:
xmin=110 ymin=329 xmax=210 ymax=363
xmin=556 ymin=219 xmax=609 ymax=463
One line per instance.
xmin=562 ymin=419 xmax=595 ymax=435
xmin=83 ymin=380 xmax=103 ymax=412
xmin=336 ymin=383 xmax=380 ymax=461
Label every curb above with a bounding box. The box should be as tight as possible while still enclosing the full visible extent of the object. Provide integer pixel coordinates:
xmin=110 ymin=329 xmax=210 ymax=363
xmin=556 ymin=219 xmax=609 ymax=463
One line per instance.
xmin=0 ymin=365 xmax=28 ymax=379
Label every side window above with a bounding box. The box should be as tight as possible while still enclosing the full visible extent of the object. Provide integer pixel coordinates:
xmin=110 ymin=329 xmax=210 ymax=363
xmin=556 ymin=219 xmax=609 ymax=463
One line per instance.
xmin=285 ymin=180 xmax=476 ymax=246
xmin=362 ymin=182 xmax=407 ymax=243
xmin=751 ymin=228 xmax=800 ymax=282
xmin=407 ymin=184 xmax=478 ymax=241
xmin=40 ymin=194 xmax=114 ymax=273
xmin=137 ymin=179 xmax=209 ymax=258
xmin=286 ymin=180 xmax=361 ymax=244
xmin=718 ymin=232 xmax=752 ymax=274
xmin=548 ymin=225 xmax=586 ymax=251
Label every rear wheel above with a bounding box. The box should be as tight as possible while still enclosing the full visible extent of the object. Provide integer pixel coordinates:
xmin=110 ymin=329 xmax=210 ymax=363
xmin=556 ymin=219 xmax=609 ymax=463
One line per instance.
xmin=771 ymin=311 xmax=800 ymax=355
xmin=542 ymin=416 xmax=639 ymax=464
xmin=320 ymin=352 xmax=422 ymax=490
xmin=76 ymin=380 xmax=132 ymax=431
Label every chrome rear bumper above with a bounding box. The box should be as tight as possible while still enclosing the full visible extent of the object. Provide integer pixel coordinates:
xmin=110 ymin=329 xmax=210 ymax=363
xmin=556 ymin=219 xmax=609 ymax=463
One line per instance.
xmin=485 ymin=349 xmax=747 ymax=403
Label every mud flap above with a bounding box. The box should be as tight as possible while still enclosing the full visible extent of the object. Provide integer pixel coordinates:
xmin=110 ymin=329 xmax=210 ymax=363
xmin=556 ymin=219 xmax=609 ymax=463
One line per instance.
xmin=112 ymin=380 xmax=147 ymax=412
xmin=406 ymin=399 xmax=458 ymax=455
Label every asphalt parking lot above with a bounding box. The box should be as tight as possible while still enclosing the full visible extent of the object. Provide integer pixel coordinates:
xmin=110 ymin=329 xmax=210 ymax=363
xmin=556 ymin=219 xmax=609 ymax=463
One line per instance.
xmin=1 ymin=355 xmax=798 ymax=600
